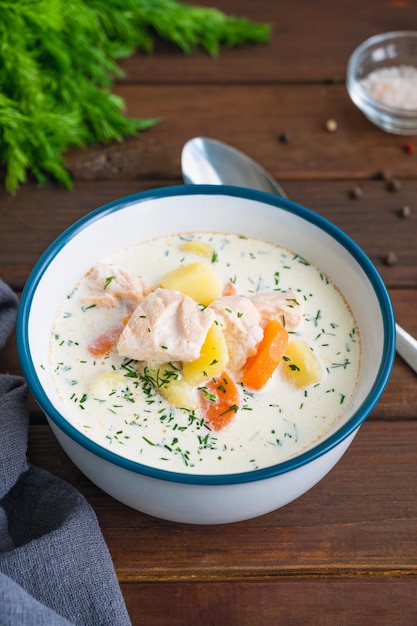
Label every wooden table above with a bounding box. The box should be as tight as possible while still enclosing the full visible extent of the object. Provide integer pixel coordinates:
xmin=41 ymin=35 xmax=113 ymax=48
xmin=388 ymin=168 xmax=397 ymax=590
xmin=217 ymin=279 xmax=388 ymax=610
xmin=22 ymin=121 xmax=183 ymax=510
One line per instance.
xmin=1 ymin=1 xmax=417 ymax=623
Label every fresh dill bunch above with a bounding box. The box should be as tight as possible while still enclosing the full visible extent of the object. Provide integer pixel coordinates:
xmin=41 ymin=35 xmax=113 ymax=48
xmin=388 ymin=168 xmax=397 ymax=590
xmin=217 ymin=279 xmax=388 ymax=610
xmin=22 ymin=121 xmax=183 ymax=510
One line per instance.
xmin=96 ymin=0 xmax=272 ymax=57
xmin=0 ymin=0 xmax=271 ymax=193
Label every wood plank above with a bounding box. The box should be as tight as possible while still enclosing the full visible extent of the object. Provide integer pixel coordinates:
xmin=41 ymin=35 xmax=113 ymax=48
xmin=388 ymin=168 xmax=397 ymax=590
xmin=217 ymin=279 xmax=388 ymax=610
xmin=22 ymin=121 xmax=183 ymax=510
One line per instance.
xmin=65 ymin=84 xmax=417 ymax=182
xmin=120 ymin=579 xmax=417 ymax=626
xmin=117 ymin=0 xmax=417 ymax=83
xmin=26 ymin=421 xmax=417 ymax=580
xmin=1 ymin=177 xmax=417 ymax=289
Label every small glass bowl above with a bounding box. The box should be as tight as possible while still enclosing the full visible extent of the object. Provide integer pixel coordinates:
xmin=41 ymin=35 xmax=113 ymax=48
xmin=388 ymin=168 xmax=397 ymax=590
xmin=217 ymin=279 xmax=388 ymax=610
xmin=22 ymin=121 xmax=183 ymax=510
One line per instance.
xmin=347 ymin=31 xmax=417 ymax=135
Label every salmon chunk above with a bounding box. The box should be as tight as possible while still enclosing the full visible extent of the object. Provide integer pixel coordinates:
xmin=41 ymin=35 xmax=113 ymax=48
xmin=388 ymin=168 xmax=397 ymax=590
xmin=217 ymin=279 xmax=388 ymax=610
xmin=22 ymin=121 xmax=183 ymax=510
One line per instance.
xmin=83 ymin=262 xmax=153 ymax=308
xmin=117 ymin=288 xmax=215 ymax=363
xmin=249 ymin=291 xmax=303 ymax=330
xmin=209 ymin=296 xmax=263 ymax=372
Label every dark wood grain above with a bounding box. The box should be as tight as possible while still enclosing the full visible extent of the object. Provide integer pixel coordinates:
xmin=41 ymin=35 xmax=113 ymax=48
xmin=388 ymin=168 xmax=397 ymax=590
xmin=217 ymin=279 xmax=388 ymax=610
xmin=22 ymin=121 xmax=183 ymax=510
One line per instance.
xmin=118 ymin=0 xmax=417 ymax=83
xmin=64 ymin=84 xmax=417 ymax=182
xmin=27 ymin=421 xmax=417 ymax=580
xmin=1 ymin=179 xmax=417 ymax=290
xmin=121 ymin=580 xmax=417 ymax=626
xmin=2 ymin=1 xmax=417 ymax=624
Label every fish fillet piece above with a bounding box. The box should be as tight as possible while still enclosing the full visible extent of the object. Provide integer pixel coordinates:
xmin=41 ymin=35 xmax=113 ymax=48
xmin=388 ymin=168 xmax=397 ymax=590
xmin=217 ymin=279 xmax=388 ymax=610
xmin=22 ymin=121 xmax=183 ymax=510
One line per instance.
xmin=209 ymin=296 xmax=263 ymax=372
xmin=83 ymin=262 xmax=153 ymax=308
xmin=249 ymin=291 xmax=303 ymax=330
xmin=117 ymin=288 xmax=215 ymax=363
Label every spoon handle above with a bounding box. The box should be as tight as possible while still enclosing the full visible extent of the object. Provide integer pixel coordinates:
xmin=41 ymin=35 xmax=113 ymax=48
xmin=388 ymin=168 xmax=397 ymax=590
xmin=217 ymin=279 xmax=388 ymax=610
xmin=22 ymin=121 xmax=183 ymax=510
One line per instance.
xmin=396 ymin=323 xmax=417 ymax=375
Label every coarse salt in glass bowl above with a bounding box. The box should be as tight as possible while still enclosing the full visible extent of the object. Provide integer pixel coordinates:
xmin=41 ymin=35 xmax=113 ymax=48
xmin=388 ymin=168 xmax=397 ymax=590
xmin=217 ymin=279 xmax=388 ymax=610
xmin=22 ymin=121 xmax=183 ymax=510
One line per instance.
xmin=347 ymin=31 xmax=417 ymax=135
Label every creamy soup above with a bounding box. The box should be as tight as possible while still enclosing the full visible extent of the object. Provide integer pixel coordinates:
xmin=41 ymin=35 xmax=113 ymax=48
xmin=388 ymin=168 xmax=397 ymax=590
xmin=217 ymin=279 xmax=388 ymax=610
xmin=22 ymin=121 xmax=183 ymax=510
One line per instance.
xmin=50 ymin=232 xmax=361 ymax=474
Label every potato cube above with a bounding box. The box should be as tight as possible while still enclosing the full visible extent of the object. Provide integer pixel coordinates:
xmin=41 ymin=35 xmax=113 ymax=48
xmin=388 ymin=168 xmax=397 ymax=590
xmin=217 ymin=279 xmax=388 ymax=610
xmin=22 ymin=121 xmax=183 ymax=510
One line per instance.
xmin=138 ymin=362 xmax=197 ymax=410
xmin=88 ymin=371 xmax=125 ymax=399
xmin=180 ymin=240 xmax=214 ymax=258
xmin=281 ymin=339 xmax=322 ymax=388
xmin=182 ymin=323 xmax=229 ymax=386
xmin=159 ymin=262 xmax=222 ymax=306
xmin=160 ymin=376 xmax=197 ymax=410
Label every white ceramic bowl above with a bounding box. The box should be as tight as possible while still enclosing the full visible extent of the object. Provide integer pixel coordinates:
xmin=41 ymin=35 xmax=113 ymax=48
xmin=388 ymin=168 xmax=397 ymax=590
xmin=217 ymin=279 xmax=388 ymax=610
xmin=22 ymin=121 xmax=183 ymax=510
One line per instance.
xmin=17 ymin=185 xmax=395 ymax=524
xmin=347 ymin=31 xmax=417 ymax=135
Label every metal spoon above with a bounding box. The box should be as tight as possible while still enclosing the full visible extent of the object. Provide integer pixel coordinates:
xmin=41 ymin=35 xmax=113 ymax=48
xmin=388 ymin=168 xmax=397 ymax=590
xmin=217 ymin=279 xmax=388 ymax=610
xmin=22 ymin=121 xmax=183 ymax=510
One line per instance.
xmin=181 ymin=137 xmax=287 ymax=198
xmin=181 ymin=136 xmax=417 ymax=375
xmin=395 ymin=323 xmax=417 ymax=374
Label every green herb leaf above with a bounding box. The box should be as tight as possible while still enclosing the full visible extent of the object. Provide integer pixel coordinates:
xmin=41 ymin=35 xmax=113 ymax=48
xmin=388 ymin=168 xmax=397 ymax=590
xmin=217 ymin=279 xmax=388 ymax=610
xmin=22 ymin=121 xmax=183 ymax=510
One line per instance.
xmin=0 ymin=0 xmax=271 ymax=193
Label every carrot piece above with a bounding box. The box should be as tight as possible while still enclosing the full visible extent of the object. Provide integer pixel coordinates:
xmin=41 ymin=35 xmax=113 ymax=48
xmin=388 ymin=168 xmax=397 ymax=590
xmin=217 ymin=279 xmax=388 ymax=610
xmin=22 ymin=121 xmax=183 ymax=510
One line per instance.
xmin=222 ymin=281 xmax=237 ymax=296
xmin=241 ymin=318 xmax=289 ymax=390
xmin=198 ymin=371 xmax=239 ymax=431
xmin=88 ymin=316 xmax=130 ymax=359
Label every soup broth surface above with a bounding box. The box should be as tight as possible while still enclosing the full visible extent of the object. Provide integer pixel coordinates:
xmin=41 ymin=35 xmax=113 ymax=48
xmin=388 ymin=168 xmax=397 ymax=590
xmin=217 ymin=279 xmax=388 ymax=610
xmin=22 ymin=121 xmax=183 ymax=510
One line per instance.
xmin=50 ymin=232 xmax=361 ymax=474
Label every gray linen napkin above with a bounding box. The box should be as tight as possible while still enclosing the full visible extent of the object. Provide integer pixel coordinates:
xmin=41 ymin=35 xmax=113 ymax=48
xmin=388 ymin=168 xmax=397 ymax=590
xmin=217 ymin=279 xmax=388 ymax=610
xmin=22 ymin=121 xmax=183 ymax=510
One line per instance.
xmin=0 ymin=279 xmax=132 ymax=626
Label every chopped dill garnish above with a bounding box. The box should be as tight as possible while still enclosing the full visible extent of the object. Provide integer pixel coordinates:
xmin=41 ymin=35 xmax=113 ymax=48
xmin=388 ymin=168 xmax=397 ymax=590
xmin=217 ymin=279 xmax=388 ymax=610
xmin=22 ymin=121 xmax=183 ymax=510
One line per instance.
xmin=103 ymin=276 xmax=115 ymax=290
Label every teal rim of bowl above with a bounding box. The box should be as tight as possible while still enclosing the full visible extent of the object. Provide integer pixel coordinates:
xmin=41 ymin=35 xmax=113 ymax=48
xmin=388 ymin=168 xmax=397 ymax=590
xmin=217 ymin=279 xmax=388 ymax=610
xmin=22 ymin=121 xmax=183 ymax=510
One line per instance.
xmin=16 ymin=184 xmax=396 ymax=486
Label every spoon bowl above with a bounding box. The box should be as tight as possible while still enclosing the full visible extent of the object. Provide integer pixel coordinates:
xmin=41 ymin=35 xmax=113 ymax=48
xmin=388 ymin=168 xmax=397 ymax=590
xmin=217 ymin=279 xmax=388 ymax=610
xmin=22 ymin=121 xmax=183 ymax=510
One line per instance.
xmin=181 ymin=137 xmax=287 ymax=198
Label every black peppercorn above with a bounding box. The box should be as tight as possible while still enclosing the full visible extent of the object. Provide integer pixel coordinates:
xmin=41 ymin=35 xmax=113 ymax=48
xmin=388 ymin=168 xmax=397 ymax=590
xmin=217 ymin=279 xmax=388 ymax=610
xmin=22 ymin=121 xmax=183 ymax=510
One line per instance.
xmin=386 ymin=178 xmax=402 ymax=192
xmin=399 ymin=205 xmax=411 ymax=218
xmin=373 ymin=169 xmax=392 ymax=181
xmin=348 ymin=185 xmax=363 ymax=199
xmin=385 ymin=251 xmax=398 ymax=266
xmin=278 ymin=132 xmax=290 ymax=144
